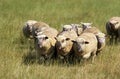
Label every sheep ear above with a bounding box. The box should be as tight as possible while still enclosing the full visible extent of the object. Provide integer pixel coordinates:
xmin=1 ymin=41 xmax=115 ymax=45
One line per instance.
xmin=85 ymin=41 xmax=89 ymax=44
xmin=66 ymin=38 xmax=70 ymax=41
xmin=54 ymin=37 xmax=57 ymax=40
xmin=35 ymin=36 xmax=38 ymax=38
xmin=26 ymin=24 xmax=29 ymax=28
xmin=115 ymin=21 xmax=119 ymax=24
xmin=72 ymin=40 xmax=77 ymax=43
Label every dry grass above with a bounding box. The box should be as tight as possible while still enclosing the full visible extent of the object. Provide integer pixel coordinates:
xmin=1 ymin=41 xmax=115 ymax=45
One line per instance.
xmin=0 ymin=0 xmax=120 ymax=79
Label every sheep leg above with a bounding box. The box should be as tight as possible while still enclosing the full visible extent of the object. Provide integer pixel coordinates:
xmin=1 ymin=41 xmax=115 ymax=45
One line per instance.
xmin=109 ymin=35 xmax=114 ymax=44
xmin=91 ymin=51 xmax=97 ymax=63
xmin=115 ymin=35 xmax=118 ymax=44
xmin=118 ymin=32 xmax=120 ymax=42
xmin=38 ymin=56 xmax=45 ymax=64
xmin=73 ymin=55 xmax=80 ymax=64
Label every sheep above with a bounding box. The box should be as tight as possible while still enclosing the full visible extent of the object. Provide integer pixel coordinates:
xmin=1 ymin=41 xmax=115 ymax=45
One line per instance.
xmin=118 ymin=26 xmax=120 ymax=41
xmin=55 ymin=29 xmax=78 ymax=63
xmin=32 ymin=21 xmax=50 ymax=38
xmin=22 ymin=20 xmax=37 ymax=39
xmin=62 ymin=25 xmax=73 ymax=31
xmin=62 ymin=24 xmax=83 ymax=36
xmin=81 ymin=25 xmax=106 ymax=54
xmin=34 ymin=27 xmax=58 ymax=63
xmin=22 ymin=20 xmax=49 ymax=39
xmin=106 ymin=17 xmax=120 ymax=43
xmin=72 ymin=32 xmax=98 ymax=63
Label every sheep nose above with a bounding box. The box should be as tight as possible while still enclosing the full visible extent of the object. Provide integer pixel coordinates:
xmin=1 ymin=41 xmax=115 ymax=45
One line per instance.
xmin=58 ymin=45 xmax=62 ymax=49
xmin=38 ymin=44 xmax=42 ymax=48
xmin=78 ymin=49 xmax=82 ymax=52
xmin=38 ymin=42 xmax=43 ymax=48
xmin=78 ymin=46 xmax=82 ymax=52
xmin=58 ymin=47 xmax=61 ymax=49
xmin=56 ymin=43 xmax=61 ymax=49
xmin=39 ymin=44 xmax=43 ymax=47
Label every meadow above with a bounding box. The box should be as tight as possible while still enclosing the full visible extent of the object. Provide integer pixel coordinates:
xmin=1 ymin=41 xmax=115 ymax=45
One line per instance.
xmin=0 ymin=0 xmax=120 ymax=79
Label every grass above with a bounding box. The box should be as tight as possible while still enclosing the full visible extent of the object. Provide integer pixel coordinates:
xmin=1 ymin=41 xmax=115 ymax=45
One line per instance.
xmin=0 ymin=0 xmax=120 ymax=79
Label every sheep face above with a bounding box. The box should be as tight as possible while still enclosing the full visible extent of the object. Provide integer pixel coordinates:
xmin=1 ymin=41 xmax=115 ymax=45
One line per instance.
xmin=23 ymin=20 xmax=37 ymax=38
xmin=72 ymin=38 xmax=89 ymax=52
xmin=95 ymin=33 xmax=106 ymax=51
xmin=98 ymin=37 xmax=105 ymax=44
xmin=96 ymin=33 xmax=105 ymax=43
xmin=55 ymin=35 xmax=70 ymax=50
xmin=108 ymin=19 xmax=120 ymax=30
xmin=23 ymin=24 xmax=32 ymax=38
xmin=62 ymin=25 xmax=73 ymax=31
xmin=81 ymin=22 xmax=92 ymax=30
xmin=113 ymin=22 xmax=120 ymax=30
xmin=35 ymin=34 xmax=50 ymax=49
xmin=25 ymin=20 xmax=37 ymax=32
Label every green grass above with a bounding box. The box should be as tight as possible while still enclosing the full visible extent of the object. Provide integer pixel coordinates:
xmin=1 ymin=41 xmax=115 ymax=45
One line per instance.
xmin=0 ymin=0 xmax=120 ymax=79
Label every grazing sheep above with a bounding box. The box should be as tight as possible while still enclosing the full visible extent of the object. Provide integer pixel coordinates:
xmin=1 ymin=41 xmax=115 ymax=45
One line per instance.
xmin=62 ymin=24 xmax=83 ymax=36
xmin=34 ymin=27 xmax=58 ymax=62
xmin=55 ymin=29 xmax=78 ymax=63
xmin=22 ymin=20 xmax=37 ymax=39
xmin=106 ymin=17 xmax=120 ymax=43
xmin=72 ymin=32 xmax=98 ymax=63
xmin=82 ymin=26 xmax=106 ymax=54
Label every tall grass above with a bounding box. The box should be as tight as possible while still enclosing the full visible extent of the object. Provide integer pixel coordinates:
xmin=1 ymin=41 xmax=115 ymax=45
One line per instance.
xmin=0 ymin=0 xmax=120 ymax=79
